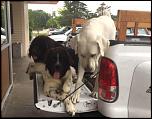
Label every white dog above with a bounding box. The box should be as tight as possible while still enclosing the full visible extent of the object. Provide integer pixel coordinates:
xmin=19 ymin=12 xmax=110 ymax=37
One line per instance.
xmin=71 ymin=11 xmax=116 ymax=103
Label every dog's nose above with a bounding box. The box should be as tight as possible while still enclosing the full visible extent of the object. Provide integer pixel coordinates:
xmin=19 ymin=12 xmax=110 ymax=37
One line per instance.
xmin=55 ymin=64 xmax=61 ymax=70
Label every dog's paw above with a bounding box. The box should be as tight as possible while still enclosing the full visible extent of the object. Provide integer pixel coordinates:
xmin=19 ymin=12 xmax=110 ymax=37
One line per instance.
xmin=90 ymin=91 xmax=98 ymax=99
xmin=71 ymin=90 xmax=80 ymax=104
xmin=65 ymin=98 xmax=76 ymax=116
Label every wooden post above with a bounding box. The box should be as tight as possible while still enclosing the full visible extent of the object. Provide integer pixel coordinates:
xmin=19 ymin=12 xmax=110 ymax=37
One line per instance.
xmin=118 ymin=21 xmax=127 ymax=41
xmin=72 ymin=18 xmax=86 ymax=33
xmin=134 ymin=22 xmax=138 ymax=36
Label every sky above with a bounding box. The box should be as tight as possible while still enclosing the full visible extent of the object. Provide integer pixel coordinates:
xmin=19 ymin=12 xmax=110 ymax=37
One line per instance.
xmin=28 ymin=1 xmax=151 ymax=15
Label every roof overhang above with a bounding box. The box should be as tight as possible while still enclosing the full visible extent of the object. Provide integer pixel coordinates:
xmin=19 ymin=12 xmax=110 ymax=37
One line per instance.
xmin=28 ymin=1 xmax=58 ymax=4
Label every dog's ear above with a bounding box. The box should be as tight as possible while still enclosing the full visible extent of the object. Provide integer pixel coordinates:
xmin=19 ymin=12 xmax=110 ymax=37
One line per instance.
xmin=44 ymin=48 xmax=52 ymax=70
xmin=97 ymin=36 xmax=110 ymax=56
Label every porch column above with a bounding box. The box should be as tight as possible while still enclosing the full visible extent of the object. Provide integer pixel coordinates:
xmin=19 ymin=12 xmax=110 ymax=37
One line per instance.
xmin=11 ymin=1 xmax=29 ymax=58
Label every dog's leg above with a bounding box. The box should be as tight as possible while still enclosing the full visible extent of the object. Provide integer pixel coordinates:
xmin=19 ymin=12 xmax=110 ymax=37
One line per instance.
xmin=26 ymin=62 xmax=46 ymax=74
xmin=45 ymin=82 xmax=76 ymax=116
xmin=43 ymin=82 xmax=55 ymax=97
xmin=62 ymin=70 xmax=73 ymax=93
xmin=55 ymin=93 xmax=76 ymax=116
xmin=90 ymin=60 xmax=100 ymax=99
xmin=71 ymin=64 xmax=85 ymax=104
xmin=90 ymin=76 xmax=98 ymax=98
xmin=70 ymin=66 xmax=77 ymax=83
xmin=64 ymin=96 xmax=76 ymax=116
xmin=26 ymin=62 xmax=38 ymax=80
xmin=26 ymin=62 xmax=36 ymax=74
xmin=27 ymin=62 xmax=51 ymax=81
xmin=63 ymin=79 xmax=72 ymax=94
xmin=26 ymin=62 xmax=35 ymax=80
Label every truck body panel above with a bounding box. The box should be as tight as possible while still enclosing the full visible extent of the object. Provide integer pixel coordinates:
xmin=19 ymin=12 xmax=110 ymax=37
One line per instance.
xmin=98 ymin=42 xmax=151 ymax=118
xmin=128 ymin=61 xmax=151 ymax=118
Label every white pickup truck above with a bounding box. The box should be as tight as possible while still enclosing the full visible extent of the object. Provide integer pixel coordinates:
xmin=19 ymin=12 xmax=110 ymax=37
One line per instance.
xmin=97 ymin=36 xmax=151 ymax=118
xmin=32 ymin=36 xmax=151 ymax=118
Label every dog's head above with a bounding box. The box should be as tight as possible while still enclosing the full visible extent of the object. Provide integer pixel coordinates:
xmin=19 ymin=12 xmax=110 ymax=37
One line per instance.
xmin=75 ymin=33 xmax=109 ymax=73
xmin=45 ymin=46 xmax=72 ymax=79
xmin=28 ymin=35 xmax=59 ymax=63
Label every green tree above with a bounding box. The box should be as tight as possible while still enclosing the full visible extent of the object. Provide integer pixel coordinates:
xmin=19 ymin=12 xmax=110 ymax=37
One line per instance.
xmin=57 ymin=7 xmax=71 ymax=26
xmin=57 ymin=1 xmax=92 ymax=26
xmin=96 ymin=2 xmax=106 ymax=16
xmin=54 ymin=16 xmax=63 ymax=28
xmin=87 ymin=12 xmax=98 ymax=19
xmin=95 ymin=2 xmax=117 ymax=21
xmin=70 ymin=1 xmax=89 ymax=18
xmin=96 ymin=2 xmax=112 ymax=17
xmin=46 ymin=17 xmax=60 ymax=28
xmin=28 ymin=9 xmax=34 ymax=41
xmin=111 ymin=15 xmax=117 ymax=21
xmin=28 ymin=9 xmax=50 ymax=34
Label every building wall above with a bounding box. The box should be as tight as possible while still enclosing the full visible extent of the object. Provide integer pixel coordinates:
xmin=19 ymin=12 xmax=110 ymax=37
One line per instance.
xmin=1 ymin=1 xmax=13 ymax=110
xmin=1 ymin=48 xmax=10 ymax=100
xmin=11 ymin=1 xmax=29 ymax=57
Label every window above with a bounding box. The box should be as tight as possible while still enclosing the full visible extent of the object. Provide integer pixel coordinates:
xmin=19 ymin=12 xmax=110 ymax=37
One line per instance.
xmin=1 ymin=1 xmax=8 ymax=46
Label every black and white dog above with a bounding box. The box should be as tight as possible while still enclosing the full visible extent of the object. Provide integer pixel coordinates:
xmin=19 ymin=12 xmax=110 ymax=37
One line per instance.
xmin=27 ymin=35 xmax=78 ymax=90
xmin=28 ymin=35 xmax=78 ymax=73
xmin=45 ymin=46 xmax=77 ymax=93
xmin=26 ymin=35 xmax=78 ymax=115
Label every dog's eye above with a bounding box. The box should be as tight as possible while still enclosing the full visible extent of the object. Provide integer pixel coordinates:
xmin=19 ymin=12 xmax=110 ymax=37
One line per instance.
xmin=91 ymin=54 xmax=96 ymax=57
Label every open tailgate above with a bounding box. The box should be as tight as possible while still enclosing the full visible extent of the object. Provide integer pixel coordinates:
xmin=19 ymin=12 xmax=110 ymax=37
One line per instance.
xmin=33 ymin=73 xmax=98 ymax=113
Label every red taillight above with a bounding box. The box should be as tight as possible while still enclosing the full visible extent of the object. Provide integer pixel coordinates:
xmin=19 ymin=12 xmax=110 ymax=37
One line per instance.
xmin=98 ymin=57 xmax=118 ymax=102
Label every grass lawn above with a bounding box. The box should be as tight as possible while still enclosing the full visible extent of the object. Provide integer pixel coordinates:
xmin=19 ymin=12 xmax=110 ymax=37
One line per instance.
xmin=32 ymin=29 xmax=49 ymax=39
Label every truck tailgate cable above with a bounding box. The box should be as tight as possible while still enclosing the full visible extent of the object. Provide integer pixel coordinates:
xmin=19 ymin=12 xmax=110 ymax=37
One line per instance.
xmin=53 ymin=72 xmax=99 ymax=108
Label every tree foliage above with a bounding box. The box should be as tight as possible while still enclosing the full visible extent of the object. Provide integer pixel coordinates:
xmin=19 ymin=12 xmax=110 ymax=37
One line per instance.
xmin=28 ymin=1 xmax=117 ymax=32
xmin=57 ymin=1 xmax=97 ymax=26
xmin=95 ymin=2 xmax=117 ymax=21
xmin=28 ymin=9 xmax=50 ymax=31
xmin=46 ymin=17 xmax=61 ymax=28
